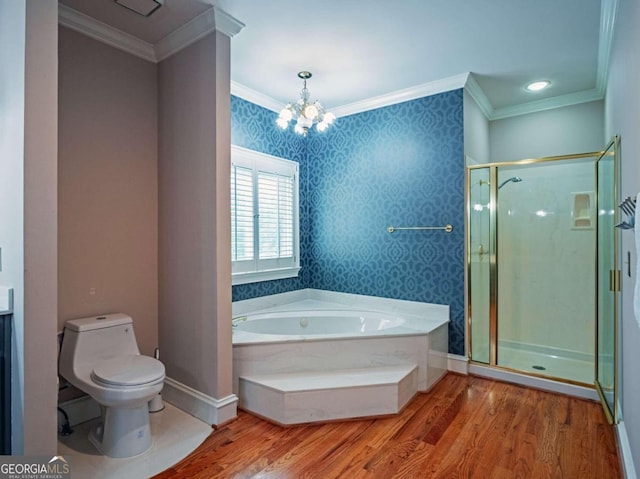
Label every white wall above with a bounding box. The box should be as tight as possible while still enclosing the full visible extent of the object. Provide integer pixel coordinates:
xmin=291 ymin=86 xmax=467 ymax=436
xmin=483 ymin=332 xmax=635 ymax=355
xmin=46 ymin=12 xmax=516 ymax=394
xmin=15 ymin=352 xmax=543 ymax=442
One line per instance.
xmin=0 ymin=0 xmax=27 ymax=454
xmin=490 ymin=100 xmax=605 ymax=161
xmin=23 ymin=0 xmax=58 ymax=455
xmin=158 ymin=31 xmax=234 ymax=420
xmin=58 ymin=27 xmax=159 ymax=357
xmin=0 ymin=0 xmax=58 ymax=454
xmin=605 ymin=0 xmax=640 ymax=474
xmin=463 ymin=89 xmax=490 ymax=164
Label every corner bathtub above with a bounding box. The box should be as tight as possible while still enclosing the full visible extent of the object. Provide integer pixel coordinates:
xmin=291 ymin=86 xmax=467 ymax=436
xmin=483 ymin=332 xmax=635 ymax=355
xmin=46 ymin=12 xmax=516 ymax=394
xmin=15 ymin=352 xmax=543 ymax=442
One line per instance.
xmin=232 ymin=289 xmax=450 ymax=424
xmin=234 ymin=310 xmax=409 ymax=338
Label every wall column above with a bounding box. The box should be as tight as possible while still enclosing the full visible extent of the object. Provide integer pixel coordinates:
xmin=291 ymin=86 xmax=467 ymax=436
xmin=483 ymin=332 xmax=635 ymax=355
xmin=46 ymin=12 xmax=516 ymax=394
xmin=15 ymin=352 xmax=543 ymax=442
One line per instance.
xmin=158 ymin=11 xmax=243 ymax=425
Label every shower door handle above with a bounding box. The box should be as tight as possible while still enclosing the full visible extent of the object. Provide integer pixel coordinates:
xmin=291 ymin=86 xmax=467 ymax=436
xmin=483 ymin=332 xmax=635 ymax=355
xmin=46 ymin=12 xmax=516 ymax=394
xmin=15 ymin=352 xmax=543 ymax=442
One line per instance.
xmin=609 ymin=269 xmax=621 ymax=292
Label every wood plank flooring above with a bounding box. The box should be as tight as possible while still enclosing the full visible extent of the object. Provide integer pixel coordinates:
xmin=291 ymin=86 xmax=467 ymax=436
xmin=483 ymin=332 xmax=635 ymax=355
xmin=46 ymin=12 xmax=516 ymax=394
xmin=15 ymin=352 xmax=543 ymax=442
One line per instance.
xmin=153 ymin=374 xmax=622 ymax=478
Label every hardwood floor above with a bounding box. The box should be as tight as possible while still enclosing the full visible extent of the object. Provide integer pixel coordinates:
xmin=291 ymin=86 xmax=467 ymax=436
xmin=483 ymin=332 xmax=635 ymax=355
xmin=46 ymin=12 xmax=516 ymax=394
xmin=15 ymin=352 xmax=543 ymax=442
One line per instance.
xmin=153 ymin=374 xmax=623 ymax=478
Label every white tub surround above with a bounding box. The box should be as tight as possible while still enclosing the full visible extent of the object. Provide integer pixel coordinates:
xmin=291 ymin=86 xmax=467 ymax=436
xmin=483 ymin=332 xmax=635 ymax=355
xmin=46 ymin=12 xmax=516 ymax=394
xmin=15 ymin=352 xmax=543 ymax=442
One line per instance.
xmin=233 ymin=289 xmax=448 ymax=345
xmin=240 ymin=365 xmax=418 ymax=426
xmin=234 ymin=310 xmax=406 ymax=336
xmin=232 ymin=289 xmax=449 ymax=425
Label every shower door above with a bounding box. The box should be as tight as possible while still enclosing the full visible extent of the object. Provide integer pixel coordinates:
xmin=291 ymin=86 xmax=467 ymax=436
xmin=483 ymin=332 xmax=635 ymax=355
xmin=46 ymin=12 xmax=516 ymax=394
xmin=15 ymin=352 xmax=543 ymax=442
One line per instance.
xmin=467 ymin=153 xmax=601 ymax=384
xmin=595 ymin=136 xmax=619 ymax=424
xmin=467 ymin=168 xmax=492 ymax=364
xmin=495 ymin=159 xmax=597 ymax=383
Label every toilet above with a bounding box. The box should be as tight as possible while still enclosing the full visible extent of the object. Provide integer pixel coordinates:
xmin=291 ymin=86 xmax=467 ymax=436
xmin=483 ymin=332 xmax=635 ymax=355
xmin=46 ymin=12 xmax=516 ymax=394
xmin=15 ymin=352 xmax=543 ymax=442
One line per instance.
xmin=59 ymin=313 xmax=165 ymax=458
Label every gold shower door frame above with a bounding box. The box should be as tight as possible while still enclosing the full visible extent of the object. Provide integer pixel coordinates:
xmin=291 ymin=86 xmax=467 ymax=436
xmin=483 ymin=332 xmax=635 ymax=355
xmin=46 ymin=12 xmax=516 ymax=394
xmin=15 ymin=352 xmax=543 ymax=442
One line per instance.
xmin=594 ymin=135 xmax=620 ymax=424
xmin=465 ymin=150 xmax=612 ymax=387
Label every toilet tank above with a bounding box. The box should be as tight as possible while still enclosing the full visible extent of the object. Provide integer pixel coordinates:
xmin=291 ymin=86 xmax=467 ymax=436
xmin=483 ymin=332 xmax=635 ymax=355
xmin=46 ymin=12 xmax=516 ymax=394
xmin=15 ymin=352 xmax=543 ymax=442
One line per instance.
xmin=59 ymin=313 xmax=141 ymax=377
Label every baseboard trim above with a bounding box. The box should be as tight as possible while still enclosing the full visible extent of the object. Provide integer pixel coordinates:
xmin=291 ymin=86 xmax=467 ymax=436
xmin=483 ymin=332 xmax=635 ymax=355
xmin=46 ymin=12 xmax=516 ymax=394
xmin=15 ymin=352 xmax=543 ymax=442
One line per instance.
xmin=447 ymin=354 xmax=469 ymax=375
xmin=616 ymin=419 xmax=638 ymax=479
xmin=58 ymin=395 xmax=101 ymax=427
xmin=163 ymin=377 xmax=238 ymax=426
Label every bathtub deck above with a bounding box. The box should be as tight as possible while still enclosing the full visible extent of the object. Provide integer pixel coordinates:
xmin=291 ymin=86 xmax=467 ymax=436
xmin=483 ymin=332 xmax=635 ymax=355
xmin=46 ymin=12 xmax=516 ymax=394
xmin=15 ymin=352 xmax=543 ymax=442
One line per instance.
xmin=239 ymin=365 xmax=418 ymax=425
xmin=232 ymin=289 xmax=449 ymax=346
xmin=232 ymin=289 xmax=449 ymax=425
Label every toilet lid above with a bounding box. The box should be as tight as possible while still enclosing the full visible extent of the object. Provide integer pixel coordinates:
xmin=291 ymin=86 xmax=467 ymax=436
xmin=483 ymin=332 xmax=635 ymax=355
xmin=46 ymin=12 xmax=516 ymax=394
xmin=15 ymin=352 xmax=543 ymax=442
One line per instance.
xmin=91 ymin=355 xmax=165 ymax=386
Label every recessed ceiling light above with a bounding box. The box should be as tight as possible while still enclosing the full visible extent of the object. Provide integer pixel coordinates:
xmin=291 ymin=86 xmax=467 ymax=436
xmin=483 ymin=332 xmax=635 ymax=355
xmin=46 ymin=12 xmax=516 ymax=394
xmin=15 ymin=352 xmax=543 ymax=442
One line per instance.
xmin=526 ymin=81 xmax=550 ymax=92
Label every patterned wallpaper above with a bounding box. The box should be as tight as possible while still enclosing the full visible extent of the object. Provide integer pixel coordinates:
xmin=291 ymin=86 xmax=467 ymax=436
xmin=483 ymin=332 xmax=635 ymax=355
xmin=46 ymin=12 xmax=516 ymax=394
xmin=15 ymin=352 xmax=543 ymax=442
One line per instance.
xmin=230 ymin=96 xmax=309 ymax=301
xmin=306 ymin=91 xmax=465 ymax=354
xmin=231 ymin=91 xmax=465 ymax=354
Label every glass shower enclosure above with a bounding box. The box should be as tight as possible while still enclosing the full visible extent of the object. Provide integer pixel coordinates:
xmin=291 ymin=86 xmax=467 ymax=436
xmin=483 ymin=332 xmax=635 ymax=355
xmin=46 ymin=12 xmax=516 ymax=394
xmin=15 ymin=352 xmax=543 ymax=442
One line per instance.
xmin=467 ymin=153 xmax=603 ymax=385
xmin=595 ymin=137 xmax=619 ymax=423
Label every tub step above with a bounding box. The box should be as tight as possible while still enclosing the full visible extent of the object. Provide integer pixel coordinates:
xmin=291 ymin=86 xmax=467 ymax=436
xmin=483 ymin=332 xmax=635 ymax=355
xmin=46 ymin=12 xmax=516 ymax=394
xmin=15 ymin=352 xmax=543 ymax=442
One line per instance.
xmin=239 ymin=364 xmax=418 ymax=425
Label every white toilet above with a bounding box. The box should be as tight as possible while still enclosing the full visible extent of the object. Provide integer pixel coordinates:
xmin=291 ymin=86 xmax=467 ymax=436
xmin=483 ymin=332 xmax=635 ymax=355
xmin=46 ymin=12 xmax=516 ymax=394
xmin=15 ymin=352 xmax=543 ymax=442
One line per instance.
xmin=59 ymin=313 xmax=165 ymax=458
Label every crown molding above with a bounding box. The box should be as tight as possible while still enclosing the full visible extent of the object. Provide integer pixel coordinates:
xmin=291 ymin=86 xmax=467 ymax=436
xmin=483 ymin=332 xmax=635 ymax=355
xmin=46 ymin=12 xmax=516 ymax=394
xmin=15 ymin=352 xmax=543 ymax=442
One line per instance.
xmin=58 ymin=4 xmax=156 ymax=62
xmin=232 ymin=73 xmax=471 ymax=118
xmin=464 ymin=75 xmax=604 ymax=121
xmin=232 ymin=71 xmax=603 ymax=123
xmin=597 ymin=0 xmax=619 ymax=94
xmin=330 ymin=73 xmax=469 ymax=118
xmin=464 ymin=74 xmax=494 ymax=119
xmin=490 ymin=88 xmax=603 ymax=120
xmin=231 ymin=81 xmax=282 ymax=112
xmin=60 ymin=1 xmax=613 ymax=121
xmin=59 ymin=4 xmax=244 ymax=63
xmin=212 ymin=6 xmax=245 ymax=38
xmin=155 ymin=6 xmax=245 ymax=62
xmin=466 ymin=0 xmax=617 ymax=121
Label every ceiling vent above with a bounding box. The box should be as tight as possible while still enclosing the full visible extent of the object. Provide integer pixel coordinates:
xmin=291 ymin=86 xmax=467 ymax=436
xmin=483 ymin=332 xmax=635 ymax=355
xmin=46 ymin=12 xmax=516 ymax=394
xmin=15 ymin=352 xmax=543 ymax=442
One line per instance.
xmin=115 ymin=0 xmax=164 ymax=17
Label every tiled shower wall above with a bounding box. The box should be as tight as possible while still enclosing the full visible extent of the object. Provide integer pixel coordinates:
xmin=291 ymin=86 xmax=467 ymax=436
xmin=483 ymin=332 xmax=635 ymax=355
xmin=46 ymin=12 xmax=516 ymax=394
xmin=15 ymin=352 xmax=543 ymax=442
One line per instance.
xmin=231 ymin=91 xmax=465 ymax=354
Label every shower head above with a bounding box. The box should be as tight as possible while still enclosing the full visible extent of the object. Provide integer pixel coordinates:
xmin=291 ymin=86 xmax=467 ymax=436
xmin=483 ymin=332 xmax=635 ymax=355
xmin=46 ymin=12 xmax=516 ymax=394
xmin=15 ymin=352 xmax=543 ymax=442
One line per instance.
xmin=498 ymin=176 xmax=523 ymax=189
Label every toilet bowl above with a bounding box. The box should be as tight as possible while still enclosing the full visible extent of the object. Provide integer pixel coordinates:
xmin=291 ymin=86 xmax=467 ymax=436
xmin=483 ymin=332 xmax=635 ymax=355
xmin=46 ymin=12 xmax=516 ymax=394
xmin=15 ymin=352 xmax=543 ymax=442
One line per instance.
xmin=59 ymin=313 xmax=165 ymax=458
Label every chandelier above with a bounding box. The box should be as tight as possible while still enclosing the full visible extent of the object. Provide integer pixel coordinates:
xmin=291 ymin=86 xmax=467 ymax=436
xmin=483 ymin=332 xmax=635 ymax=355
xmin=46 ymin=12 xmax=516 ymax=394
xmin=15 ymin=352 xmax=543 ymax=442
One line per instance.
xmin=276 ymin=71 xmax=335 ymax=136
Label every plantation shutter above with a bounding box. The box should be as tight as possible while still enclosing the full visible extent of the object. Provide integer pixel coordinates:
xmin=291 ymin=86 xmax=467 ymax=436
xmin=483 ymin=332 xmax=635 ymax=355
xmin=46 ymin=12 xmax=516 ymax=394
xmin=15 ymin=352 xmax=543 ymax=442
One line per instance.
xmin=258 ymin=171 xmax=294 ymax=260
xmin=231 ymin=165 xmax=254 ymax=266
xmin=231 ymin=145 xmax=299 ymax=283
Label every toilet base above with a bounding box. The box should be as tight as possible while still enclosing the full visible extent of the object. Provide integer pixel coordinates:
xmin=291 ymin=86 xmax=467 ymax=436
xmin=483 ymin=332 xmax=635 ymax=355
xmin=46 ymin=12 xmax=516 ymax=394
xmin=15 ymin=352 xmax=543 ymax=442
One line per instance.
xmin=89 ymin=404 xmax=153 ymax=458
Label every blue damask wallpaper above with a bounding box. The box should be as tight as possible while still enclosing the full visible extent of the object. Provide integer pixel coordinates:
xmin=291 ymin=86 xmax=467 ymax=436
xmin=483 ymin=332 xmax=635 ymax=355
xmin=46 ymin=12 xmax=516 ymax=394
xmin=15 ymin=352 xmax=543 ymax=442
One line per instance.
xmin=231 ymin=91 xmax=465 ymax=354
xmin=231 ymin=96 xmax=310 ymax=300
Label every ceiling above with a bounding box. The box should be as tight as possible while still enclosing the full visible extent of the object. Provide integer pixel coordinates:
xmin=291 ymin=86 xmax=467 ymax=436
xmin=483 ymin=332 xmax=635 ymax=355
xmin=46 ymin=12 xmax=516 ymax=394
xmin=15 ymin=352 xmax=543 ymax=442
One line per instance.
xmin=59 ymin=0 xmax=608 ymax=118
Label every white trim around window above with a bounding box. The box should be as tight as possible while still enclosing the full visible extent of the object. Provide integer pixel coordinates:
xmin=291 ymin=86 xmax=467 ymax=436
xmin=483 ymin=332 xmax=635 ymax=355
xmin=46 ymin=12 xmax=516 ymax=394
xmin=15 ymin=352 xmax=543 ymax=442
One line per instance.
xmin=231 ymin=145 xmax=300 ymax=285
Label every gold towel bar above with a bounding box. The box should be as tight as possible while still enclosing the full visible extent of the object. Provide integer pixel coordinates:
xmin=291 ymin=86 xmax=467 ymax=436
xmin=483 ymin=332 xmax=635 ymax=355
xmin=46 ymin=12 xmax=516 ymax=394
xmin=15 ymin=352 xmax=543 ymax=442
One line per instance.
xmin=387 ymin=224 xmax=453 ymax=234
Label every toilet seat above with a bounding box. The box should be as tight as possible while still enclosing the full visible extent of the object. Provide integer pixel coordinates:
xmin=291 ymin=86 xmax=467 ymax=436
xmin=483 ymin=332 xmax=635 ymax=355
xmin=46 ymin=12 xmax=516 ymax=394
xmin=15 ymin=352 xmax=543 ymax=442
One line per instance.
xmin=91 ymin=355 xmax=165 ymax=387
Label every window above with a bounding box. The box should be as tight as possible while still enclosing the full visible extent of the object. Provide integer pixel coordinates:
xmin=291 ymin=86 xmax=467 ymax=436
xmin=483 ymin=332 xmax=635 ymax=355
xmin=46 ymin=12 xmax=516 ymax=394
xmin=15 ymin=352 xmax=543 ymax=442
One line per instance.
xmin=231 ymin=145 xmax=300 ymax=285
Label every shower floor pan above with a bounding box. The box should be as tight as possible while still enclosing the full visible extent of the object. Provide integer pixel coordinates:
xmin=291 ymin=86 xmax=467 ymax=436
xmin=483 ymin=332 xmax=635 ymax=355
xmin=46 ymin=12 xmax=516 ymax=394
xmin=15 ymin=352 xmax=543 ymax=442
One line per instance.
xmin=473 ymin=345 xmax=593 ymax=385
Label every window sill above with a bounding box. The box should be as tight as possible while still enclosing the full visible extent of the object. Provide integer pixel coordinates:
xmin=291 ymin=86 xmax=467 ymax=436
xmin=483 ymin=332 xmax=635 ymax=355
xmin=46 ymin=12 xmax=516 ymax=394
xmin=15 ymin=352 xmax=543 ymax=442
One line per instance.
xmin=232 ymin=267 xmax=301 ymax=286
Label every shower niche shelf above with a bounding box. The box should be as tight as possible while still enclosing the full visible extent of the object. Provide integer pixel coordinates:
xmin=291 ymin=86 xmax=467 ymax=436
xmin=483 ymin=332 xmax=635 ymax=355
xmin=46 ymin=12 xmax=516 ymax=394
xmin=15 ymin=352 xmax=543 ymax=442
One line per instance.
xmin=571 ymin=191 xmax=594 ymax=229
